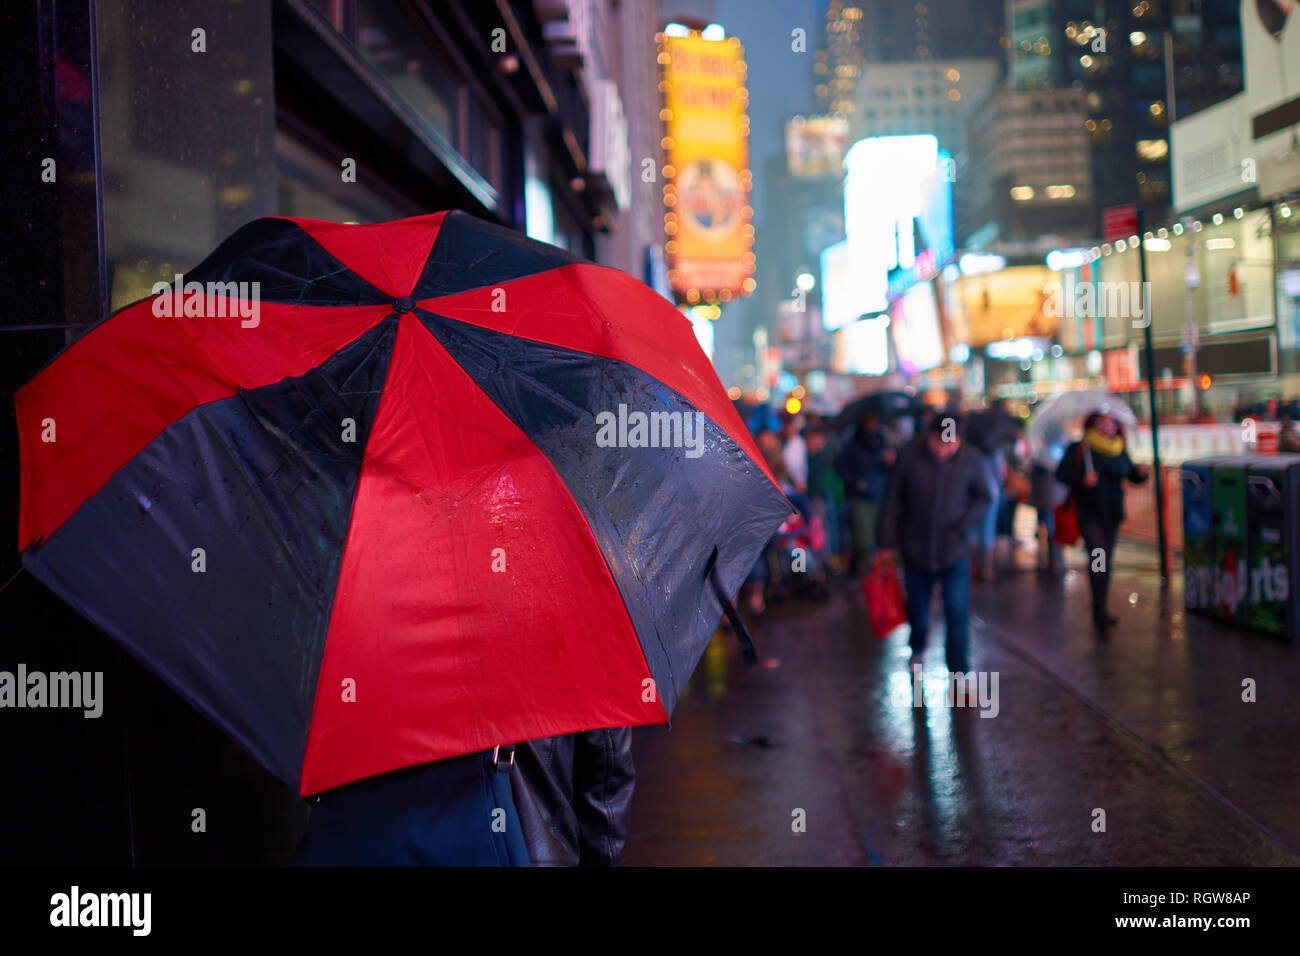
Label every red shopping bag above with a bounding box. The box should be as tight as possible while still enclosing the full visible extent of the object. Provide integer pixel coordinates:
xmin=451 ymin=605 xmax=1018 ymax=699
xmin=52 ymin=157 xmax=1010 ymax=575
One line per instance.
xmin=1052 ymin=443 xmax=1090 ymax=546
xmin=862 ymin=556 xmax=908 ymax=638
xmin=1053 ymin=494 xmax=1080 ymax=545
xmin=809 ymin=513 xmax=826 ymax=553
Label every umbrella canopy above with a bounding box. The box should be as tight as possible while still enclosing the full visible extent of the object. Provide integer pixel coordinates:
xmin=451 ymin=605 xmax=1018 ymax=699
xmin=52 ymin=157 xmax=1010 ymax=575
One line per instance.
xmin=834 ymin=391 xmax=920 ymax=429
xmin=16 ymin=210 xmax=791 ymax=796
xmin=964 ymin=405 xmax=1022 ymax=454
xmin=1026 ymin=390 xmax=1137 ymax=466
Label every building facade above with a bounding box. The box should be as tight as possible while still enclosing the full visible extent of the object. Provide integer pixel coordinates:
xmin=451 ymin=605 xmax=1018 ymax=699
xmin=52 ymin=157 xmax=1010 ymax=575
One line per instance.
xmin=963 ymin=85 xmax=1095 ymax=254
xmin=0 ymin=0 xmax=661 ymax=865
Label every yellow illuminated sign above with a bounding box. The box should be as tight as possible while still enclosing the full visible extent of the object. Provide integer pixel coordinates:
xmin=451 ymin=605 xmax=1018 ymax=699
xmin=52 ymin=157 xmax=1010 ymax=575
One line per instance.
xmin=659 ymin=32 xmax=753 ymax=302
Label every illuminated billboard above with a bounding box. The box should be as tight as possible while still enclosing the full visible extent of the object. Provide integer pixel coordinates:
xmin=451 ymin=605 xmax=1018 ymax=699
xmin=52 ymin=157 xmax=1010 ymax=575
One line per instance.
xmin=949 ymin=265 xmax=1061 ymax=347
xmin=890 ymin=283 xmax=945 ymax=374
xmin=659 ymin=31 xmax=754 ymax=303
xmin=820 ymin=239 xmax=874 ymax=332
xmin=785 ymin=114 xmax=851 ymax=179
xmin=836 ymin=317 xmax=890 ymax=376
xmin=842 ymin=135 xmax=955 ymax=315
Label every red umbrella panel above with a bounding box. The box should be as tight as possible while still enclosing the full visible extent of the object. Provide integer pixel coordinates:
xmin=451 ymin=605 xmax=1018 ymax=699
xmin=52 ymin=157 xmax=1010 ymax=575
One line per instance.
xmin=15 ymin=211 xmax=791 ymax=795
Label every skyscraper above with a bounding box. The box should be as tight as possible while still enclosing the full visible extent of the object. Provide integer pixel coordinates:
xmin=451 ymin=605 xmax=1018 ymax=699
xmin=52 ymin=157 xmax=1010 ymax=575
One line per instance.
xmin=1015 ymin=0 xmax=1245 ymax=224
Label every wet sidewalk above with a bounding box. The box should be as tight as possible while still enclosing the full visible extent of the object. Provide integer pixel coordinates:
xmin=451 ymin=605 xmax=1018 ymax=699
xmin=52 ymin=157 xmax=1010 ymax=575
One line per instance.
xmin=623 ymin=542 xmax=1300 ymax=866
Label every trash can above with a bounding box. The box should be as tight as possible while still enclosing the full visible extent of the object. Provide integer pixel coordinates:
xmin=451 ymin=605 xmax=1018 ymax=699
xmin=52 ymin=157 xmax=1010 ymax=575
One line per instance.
xmin=1245 ymin=455 xmax=1300 ymax=641
xmin=1209 ymin=460 xmax=1250 ymax=626
xmin=1181 ymin=458 xmax=1221 ymax=616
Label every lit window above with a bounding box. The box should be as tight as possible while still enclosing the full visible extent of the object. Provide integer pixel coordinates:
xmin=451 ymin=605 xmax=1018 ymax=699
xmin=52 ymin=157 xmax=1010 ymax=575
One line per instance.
xmin=1136 ymin=139 xmax=1168 ymax=161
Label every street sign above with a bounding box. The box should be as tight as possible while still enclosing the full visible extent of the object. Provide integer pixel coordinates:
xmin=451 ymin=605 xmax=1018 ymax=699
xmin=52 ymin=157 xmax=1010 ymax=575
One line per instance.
xmin=1103 ymin=204 xmax=1139 ymax=243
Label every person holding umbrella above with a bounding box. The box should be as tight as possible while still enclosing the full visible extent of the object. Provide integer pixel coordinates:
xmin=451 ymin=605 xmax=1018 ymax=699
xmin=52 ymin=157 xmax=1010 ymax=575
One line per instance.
xmin=1055 ymin=411 xmax=1149 ymax=632
xmin=14 ymin=210 xmax=792 ymax=866
xmin=291 ymin=729 xmax=637 ymax=866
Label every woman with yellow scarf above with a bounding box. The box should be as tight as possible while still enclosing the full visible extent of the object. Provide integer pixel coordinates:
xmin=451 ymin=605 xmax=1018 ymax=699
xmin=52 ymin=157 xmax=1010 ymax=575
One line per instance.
xmin=1055 ymin=411 xmax=1150 ymax=632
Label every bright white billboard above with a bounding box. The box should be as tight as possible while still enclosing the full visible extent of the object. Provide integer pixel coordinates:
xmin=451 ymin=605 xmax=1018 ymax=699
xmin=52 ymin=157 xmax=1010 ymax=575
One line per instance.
xmin=842 ymin=135 xmax=954 ymax=317
xmin=820 ymin=239 xmax=871 ymax=332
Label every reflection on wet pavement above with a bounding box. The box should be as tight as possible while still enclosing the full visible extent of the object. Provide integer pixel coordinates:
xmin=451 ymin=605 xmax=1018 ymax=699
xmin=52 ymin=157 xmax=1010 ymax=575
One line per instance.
xmin=625 ymin=544 xmax=1300 ymax=866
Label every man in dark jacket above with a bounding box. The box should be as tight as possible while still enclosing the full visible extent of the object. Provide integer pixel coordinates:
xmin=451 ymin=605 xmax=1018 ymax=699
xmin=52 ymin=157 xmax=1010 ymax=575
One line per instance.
xmin=510 ymin=728 xmax=635 ymax=866
xmin=837 ymin=412 xmax=895 ymax=576
xmin=877 ymin=412 xmax=990 ymax=673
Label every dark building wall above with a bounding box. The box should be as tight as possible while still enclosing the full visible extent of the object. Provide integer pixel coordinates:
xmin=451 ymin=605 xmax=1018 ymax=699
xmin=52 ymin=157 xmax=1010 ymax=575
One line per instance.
xmin=0 ymin=0 xmax=605 ymax=865
xmin=1057 ymin=0 xmax=1243 ymax=224
xmin=860 ymin=0 xmax=1007 ymax=68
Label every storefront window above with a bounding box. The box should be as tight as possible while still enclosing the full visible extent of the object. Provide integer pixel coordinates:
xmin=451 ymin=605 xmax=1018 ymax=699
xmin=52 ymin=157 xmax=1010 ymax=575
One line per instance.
xmin=350 ymin=0 xmax=504 ymax=200
xmin=354 ymin=2 xmax=458 ymax=147
xmin=276 ymin=131 xmax=411 ymax=224
xmin=97 ymin=0 xmax=277 ymax=311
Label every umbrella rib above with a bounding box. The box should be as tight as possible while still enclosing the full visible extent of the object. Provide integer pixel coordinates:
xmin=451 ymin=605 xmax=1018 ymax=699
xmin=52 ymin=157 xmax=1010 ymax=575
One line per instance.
xmin=204 ymin=404 xmax=327 ymax=602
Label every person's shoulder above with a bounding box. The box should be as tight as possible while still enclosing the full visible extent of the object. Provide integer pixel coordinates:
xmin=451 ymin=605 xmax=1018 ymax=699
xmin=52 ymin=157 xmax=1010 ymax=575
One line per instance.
xmin=892 ymin=439 xmax=920 ymax=469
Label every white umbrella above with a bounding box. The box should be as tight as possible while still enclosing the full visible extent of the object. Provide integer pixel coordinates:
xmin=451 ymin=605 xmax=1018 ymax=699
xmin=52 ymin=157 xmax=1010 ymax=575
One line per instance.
xmin=1027 ymin=391 xmax=1137 ymax=467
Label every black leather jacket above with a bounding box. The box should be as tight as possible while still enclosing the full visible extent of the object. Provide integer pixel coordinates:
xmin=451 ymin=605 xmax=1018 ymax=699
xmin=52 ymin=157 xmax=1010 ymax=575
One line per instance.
xmin=508 ymin=727 xmax=635 ymax=866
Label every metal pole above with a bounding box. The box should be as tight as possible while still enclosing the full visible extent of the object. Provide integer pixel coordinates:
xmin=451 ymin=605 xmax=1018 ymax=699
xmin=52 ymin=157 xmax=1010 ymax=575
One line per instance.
xmin=1184 ymin=223 xmax=1200 ymax=420
xmin=1163 ymin=30 xmax=1177 ymax=124
xmin=1137 ymin=209 xmax=1170 ymax=582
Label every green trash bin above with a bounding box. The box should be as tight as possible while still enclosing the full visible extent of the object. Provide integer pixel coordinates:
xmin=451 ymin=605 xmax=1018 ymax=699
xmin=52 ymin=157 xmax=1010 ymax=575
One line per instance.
xmin=1245 ymin=455 xmax=1300 ymax=641
xmin=1209 ymin=460 xmax=1249 ymax=626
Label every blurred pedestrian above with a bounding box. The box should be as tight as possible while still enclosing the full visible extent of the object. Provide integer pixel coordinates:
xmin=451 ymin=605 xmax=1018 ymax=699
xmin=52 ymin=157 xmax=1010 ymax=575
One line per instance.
xmin=877 ymin=412 xmax=990 ymax=673
xmin=913 ymin=404 xmax=934 ymax=441
xmin=742 ymin=428 xmax=788 ymax=615
xmin=780 ymin=413 xmax=809 ymax=494
xmin=965 ymin=400 xmax=1021 ymax=580
xmin=837 ymin=412 xmax=894 ymax=577
xmin=1280 ymin=414 xmax=1300 ymax=453
xmin=1232 ymin=394 xmax=1256 ymax=423
xmin=806 ymin=424 xmax=847 ymax=572
xmin=1029 ymin=436 xmax=1069 ymax=575
xmin=1055 ymin=411 xmax=1149 ymax=632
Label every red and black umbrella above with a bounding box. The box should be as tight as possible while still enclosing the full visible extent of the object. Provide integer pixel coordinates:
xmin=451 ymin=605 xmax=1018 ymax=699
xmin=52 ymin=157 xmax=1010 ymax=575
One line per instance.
xmin=16 ymin=211 xmax=790 ymax=795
